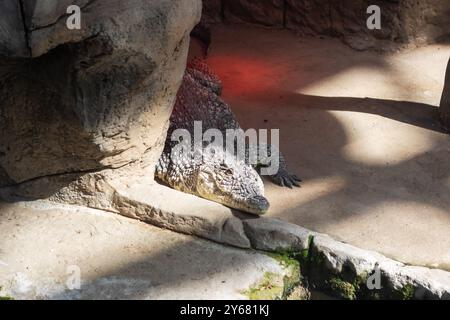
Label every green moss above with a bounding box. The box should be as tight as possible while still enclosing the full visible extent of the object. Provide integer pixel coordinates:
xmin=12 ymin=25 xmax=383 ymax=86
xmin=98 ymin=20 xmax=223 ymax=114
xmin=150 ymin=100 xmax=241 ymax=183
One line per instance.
xmin=245 ymin=272 xmax=285 ymax=300
xmin=397 ymin=284 xmax=415 ymax=300
xmin=355 ymin=272 xmax=369 ymax=286
xmin=265 ymin=251 xmax=309 ymax=300
xmin=259 ymin=235 xmax=421 ymax=300
xmin=270 ymin=236 xmax=314 ymax=265
xmin=0 ymin=286 xmax=13 ymax=300
xmin=329 ymin=277 xmax=357 ymax=300
xmin=281 ymin=265 xmax=302 ymax=299
xmin=268 ymin=251 xmax=300 ymax=269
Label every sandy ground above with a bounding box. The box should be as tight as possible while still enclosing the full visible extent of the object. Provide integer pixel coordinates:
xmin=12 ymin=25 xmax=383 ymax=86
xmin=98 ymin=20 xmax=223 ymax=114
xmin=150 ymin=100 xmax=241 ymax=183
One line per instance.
xmin=0 ymin=201 xmax=285 ymax=300
xmin=204 ymin=25 xmax=450 ymax=271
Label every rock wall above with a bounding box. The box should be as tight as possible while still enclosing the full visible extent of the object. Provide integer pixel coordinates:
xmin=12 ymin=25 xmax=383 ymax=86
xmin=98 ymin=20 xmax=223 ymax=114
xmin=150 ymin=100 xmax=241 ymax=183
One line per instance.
xmin=203 ymin=0 xmax=450 ymax=50
xmin=0 ymin=0 xmax=202 ymax=190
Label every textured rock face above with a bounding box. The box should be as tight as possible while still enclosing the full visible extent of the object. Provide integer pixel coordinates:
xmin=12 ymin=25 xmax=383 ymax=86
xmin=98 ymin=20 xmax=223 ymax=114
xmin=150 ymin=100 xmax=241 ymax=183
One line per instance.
xmin=285 ymin=0 xmax=450 ymax=50
xmin=441 ymin=59 xmax=450 ymax=130
xmin=0 ymin=0 xmax=202 ymax=188
xmin=203 ymin=0 xmax=450 ymax=50
xmin=224 ymin=0 xmax=284 ymax=27
xmin=0 ymin=1 xmax=28 ymax=57
xmin=202 ymin=0 xmax=223 ymax=23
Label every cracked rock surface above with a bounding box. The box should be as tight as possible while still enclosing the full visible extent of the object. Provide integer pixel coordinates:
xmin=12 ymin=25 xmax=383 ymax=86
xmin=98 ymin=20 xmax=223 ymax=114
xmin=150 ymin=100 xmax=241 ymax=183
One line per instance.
xmin=0 ymin=0 xmax=201 ymax=191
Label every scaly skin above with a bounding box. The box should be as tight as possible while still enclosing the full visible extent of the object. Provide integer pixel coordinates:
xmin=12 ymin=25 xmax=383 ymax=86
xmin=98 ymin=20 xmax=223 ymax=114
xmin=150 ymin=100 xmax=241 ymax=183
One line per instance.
xmin=156 ymin=59 xmax=300 ymax=215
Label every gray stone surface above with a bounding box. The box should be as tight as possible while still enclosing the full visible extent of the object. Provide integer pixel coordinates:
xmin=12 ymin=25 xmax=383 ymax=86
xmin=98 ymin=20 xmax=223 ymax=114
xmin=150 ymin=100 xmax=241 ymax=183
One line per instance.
xmin=1 ymin=168 xmax=450 ymax=299
xmin=0 ymin=0 xmax=29 ymax=57
xmin=109 ymin=170 xmax=252 ymax=249
xmin=202 ymin=0 xmax=450 ymax=50
xmin=243 ymin=217 xmax=313 ymax=252
xmin=285 ymin=0 xmax=450 ymax=51
xmin=224 ymin=0 xmax=284 ymax=27
xmin=0 ymin=201 xmax=287 ymax=300
xmin=440 ymin=58 xmax=450 ymax=130
xmin=0 ymin=0 xmax=201 ymax=191
xmin=242 ymin=215 xmax=450 ymax=299
xmin=22 ymin=0 xmax=90 ymax=33
xmin=313 ymin=233 xmax=450 ymax=299
xmin=0 ymin=164 xmax=252 ymax=249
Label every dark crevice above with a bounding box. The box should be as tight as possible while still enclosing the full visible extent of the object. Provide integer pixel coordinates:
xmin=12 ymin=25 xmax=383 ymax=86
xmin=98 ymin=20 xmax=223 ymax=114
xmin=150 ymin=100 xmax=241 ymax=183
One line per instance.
xmin=1 ymin=168 xmax=101 ymax=189
xmin=17 ymin=0 xmax=31 ymax=56
xmin=0 ymin=159 xmax=132 ymax=190
xmin=220 ymin=0 xmax=225 ymax=22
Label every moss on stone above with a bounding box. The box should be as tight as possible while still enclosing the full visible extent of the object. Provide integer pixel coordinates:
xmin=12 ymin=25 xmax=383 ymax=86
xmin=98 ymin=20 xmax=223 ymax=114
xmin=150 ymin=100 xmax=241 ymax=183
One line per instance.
xmin=286 ymin=286 xmax=311 ymax=300
xmin=245 ymin=272 xmax=285 ymax=300
xmin=258 ymin=251 xmax=310 ymax=300
xmin=268 ymin=250 xmax=301 ymax=269
xmin=281 ymin=264 xmax=303 ymax=299
xmin=328 ymin=277 xmax=357 ymax=300
xmin=259 ymin=236 xmax=421 ymax=300
xmin=0 ymin=286 xmax=13 ymax=300
xmin=396 ymin=284 xmax=415 ymax=300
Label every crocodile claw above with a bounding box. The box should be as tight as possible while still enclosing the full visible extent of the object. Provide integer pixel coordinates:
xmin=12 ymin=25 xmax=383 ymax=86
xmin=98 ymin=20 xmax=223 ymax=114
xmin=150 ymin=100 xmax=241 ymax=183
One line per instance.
xmin=270 ymin=169 xmax=301 ymax=188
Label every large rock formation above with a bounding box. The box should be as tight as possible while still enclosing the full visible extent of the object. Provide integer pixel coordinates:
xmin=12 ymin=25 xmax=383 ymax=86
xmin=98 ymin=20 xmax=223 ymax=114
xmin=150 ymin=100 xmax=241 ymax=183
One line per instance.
xmin=203 ymin=0 xmax=450 ymax=51
xmin=0 ymin=0 xmax=202 ymax=190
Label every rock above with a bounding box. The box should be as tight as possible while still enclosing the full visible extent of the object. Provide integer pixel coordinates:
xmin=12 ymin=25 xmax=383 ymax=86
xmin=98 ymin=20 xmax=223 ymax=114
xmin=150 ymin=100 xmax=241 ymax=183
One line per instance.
xmin=0 ymin=0 xmax=29 ymax=57
xmin=202 ymin=0 xmax=450 ymax=50
xmin=384 ymin=265 xmax=450 ymax=300
xmin=202 ymin=0 xmax=223 ymax=23
xmin=285 ymin=0 xmax=402 ymax=41
xmin=0 ymin=164 xmax=252 ymax=249
xmin=312 ymin=233 xmax=395 ymax=276
xmin=286 ymin=286 xmax=311 ymax=300
xmin=312 ymin=234 xmax=450 ymax=299
xmin=2 ymin=164 xmax=450 ymax=299
xmin=0 ymin=0 xmax=202 ymax=191
xmin=224 ymin=0 xmax=284 ymax=27
xmin=237 ymin=219 xmax=450 ymax=299
xmin=0 ymin=201 xmax=286 ymax=300
xmin=440 ymin=58 xmax=450 ymax=130
xmin=242 ymin=217 xmax=313 ymax=252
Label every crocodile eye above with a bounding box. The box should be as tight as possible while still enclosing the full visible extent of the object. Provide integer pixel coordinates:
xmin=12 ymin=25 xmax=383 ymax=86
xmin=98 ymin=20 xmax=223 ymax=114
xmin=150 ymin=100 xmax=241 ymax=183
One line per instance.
xmin=220 ymin=165 xmax=234 ymax=176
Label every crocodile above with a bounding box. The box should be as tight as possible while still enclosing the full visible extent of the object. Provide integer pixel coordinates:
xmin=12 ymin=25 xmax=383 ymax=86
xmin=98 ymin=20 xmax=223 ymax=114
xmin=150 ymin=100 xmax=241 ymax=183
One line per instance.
xmin=155 ymin=59 xmax=300 ymax=215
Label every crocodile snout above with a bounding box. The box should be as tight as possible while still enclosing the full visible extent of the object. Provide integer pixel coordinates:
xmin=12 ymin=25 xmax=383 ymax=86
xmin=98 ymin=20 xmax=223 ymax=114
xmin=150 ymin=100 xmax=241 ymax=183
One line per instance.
xmin=246 ymin=195 xmax=270 ymax=215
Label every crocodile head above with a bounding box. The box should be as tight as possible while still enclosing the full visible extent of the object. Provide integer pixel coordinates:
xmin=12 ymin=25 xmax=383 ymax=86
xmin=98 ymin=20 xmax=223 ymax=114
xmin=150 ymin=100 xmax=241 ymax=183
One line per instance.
xmin=196 ymin=158 xmax=269 ymax=215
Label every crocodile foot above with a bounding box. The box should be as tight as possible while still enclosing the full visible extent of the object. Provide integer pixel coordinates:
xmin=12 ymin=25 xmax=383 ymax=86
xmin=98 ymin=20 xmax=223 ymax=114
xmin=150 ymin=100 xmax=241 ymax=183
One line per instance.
xmin=269 ymin=169 xmax=302 ymax=188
